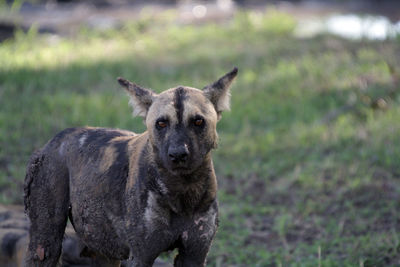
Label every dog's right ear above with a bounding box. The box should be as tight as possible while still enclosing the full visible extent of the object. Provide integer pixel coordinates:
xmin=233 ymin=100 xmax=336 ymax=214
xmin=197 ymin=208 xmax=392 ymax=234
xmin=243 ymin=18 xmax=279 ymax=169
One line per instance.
xmin=117 ymin=77 xmax=156 ymax=118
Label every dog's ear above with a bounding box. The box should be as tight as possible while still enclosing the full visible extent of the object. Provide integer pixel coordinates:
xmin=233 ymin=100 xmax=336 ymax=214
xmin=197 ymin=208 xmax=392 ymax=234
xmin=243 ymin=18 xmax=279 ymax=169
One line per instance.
xmin=117 ymin=77 xmax=156 ymax=118
xmin=203 ymin=67 xmax=238 ymax=118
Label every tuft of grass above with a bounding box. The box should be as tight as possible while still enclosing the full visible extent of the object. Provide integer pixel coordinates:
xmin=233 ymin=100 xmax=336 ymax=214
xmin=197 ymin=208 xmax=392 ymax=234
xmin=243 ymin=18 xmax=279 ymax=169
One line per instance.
xmin=1 ymin=8 xmax=400 ymax=266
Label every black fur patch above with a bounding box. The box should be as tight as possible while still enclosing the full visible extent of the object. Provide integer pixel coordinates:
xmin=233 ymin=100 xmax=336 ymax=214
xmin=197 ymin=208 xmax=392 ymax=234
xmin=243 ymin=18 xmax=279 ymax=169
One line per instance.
xmin=84 ymin=129 xmax=125 ymax=147
xmin=52 ymin=127 xmax=78 ymax=142
xmin=174 ymin=87 xmax=187 ymax=125
xmin=137 ymin=146 xmax=154 ymax=205
xmin=104 ymin=140 xmax=130 ymax=216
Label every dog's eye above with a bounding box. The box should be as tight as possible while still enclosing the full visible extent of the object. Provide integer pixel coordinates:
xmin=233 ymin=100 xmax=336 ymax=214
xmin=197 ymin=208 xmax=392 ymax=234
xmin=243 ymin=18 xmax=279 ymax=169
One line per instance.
xmin=194 ymin=119 xmax=204 ymax=126
xmin=157 ymin=120 xmax=168 ymax=129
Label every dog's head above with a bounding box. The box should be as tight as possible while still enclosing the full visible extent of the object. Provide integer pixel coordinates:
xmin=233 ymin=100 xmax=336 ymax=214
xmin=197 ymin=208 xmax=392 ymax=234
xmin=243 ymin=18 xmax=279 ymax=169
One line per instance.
xmin=118 ymin=68 xmax=238 ymax=175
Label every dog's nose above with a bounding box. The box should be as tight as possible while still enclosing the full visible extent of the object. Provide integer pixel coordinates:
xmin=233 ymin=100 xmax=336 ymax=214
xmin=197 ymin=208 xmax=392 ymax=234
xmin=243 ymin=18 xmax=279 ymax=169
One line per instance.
xmin=168 ymin=146 xmax=189 ymax=163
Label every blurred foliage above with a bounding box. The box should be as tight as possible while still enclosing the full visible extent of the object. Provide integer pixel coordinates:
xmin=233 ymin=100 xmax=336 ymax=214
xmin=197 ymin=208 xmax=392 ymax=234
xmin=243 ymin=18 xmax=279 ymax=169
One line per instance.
xmin=0 ymin=0 xmax=23 ymax=12
xmin=1 ymin=8 xmax=400 ymax=266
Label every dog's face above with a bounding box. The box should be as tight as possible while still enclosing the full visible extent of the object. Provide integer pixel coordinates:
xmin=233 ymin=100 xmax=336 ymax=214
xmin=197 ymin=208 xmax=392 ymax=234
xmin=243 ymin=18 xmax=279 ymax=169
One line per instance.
xmin=145 ymin=87 xmax=218 ymax=174
xmin=118 ymin=68 xmax=238 ymax=175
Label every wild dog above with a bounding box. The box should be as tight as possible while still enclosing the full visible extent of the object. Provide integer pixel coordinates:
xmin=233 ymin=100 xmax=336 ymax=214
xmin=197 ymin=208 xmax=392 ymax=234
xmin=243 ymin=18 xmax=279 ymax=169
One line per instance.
xmin=24 ymin=67 xmax=238 ymax=267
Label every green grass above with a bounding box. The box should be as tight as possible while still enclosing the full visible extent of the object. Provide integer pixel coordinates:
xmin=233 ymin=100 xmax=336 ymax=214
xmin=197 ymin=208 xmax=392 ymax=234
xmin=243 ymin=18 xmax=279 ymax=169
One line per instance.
xmin=1 ymin=8 xmax=400 ymax=266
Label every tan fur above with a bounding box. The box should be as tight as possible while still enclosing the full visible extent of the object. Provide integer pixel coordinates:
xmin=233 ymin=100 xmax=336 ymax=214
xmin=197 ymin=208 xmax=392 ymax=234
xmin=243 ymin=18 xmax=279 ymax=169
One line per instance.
xmin=182 ymin=88 xmax=218 ymax=123
xmin=126 ymin=133 xmax=149 ymax=191
xmin=110 ymin=131 xmax=137 ymax=139
xmin=99 ymin=146 xmax=117 ymax=173
xmin=145 ymin=89 xmax=178 ymax=129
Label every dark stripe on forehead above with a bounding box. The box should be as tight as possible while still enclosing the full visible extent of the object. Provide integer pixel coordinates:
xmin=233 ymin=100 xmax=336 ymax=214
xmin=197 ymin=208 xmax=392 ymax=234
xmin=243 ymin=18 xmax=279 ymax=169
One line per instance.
xmin=174 ymin=87 xmax=187 ymax=124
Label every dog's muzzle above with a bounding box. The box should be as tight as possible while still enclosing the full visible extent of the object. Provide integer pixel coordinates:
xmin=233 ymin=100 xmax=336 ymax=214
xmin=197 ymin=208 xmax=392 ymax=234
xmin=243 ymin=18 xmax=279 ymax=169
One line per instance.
xmin=168 ymin=145 xmax=189 ymax=164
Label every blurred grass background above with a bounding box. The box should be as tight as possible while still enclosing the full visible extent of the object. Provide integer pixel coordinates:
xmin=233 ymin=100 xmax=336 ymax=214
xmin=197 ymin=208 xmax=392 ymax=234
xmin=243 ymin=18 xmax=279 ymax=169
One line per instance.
xmin=1 ymin=3 xmax=400 ymax=266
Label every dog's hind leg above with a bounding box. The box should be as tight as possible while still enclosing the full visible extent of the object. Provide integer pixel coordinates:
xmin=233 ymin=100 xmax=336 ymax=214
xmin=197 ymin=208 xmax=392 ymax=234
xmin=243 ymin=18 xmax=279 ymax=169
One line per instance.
xmin=24 ymin=150 xmax=70 ymax=267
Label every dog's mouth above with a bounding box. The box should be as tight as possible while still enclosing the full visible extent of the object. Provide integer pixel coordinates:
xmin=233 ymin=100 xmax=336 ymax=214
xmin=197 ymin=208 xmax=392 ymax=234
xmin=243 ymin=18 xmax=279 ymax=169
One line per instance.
xmin=170 ymin=163 xmax=191 ymax=172
xmin=167 ymin=161 xmax=196 ymax=175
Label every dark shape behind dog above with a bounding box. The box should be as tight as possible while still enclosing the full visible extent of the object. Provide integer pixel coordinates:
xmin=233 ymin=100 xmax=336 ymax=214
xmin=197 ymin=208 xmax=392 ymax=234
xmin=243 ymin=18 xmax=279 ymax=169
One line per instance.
xmin=24 ymin=68 xmax=238 ymax=267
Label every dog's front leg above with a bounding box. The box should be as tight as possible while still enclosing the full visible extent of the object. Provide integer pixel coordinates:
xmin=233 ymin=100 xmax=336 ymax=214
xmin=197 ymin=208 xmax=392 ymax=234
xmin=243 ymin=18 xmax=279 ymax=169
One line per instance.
xmin=174 ymin=208 xmax=218 ymax=267
xmin=125 ymin=230 xmax=172 ymax=267
xmin=124 ymin=258 xmax=154 ymax=267
xmin=173 ymin=242 xmax=211 ymax=267
xmin=123 ymin=245 xmax=159 ymax=267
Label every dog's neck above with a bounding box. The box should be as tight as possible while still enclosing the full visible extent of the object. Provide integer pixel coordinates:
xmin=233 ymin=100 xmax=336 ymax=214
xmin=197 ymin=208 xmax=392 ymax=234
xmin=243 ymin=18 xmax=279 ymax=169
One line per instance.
xmin=152 ymin=153 xmax=217 ymax=215
xmin=131 ymin=136 xmax=217 ymax=215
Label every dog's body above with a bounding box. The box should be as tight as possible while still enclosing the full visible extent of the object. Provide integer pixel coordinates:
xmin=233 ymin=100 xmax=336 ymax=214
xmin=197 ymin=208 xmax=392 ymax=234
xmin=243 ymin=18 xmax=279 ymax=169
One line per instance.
xmin=24 ymin=68 xmax=237 ymax=267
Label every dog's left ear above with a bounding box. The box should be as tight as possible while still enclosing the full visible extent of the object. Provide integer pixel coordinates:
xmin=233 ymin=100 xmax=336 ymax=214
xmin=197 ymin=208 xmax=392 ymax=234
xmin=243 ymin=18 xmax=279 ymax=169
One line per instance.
xmin=117 ymin=77 xmax=156 ymax=118
xmin=203 ymin=67 xmax=238 ymax=118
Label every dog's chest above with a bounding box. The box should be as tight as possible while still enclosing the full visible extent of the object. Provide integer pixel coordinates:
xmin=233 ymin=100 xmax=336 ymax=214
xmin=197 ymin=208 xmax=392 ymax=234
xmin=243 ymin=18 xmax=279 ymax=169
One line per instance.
xmin=143 ymin=191 xmax=218 ymax=246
